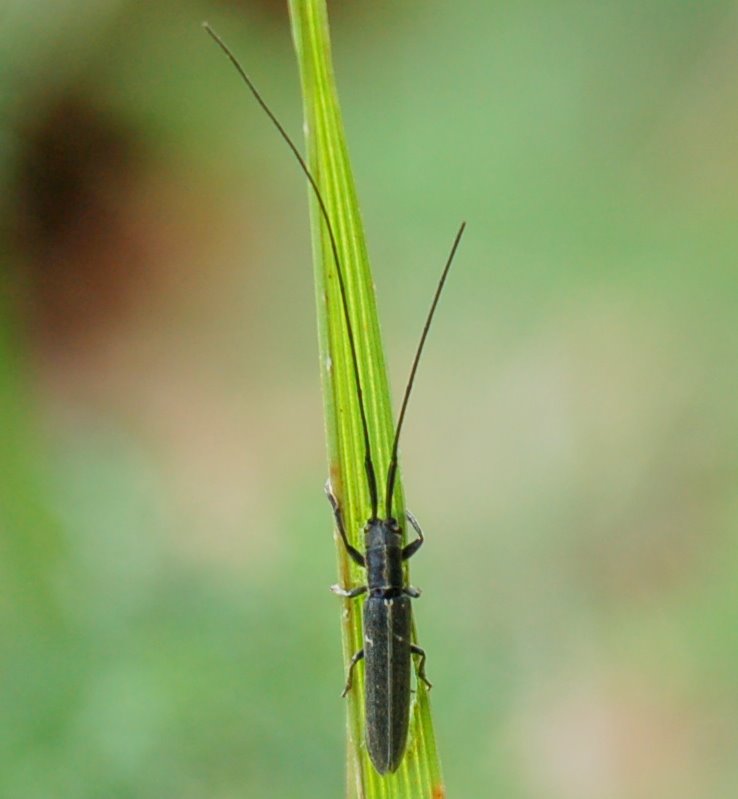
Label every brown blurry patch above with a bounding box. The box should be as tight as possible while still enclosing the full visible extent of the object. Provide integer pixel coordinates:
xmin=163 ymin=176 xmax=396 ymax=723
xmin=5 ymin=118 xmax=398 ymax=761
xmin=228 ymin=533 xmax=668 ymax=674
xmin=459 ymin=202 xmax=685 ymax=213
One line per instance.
xmin=10 ymin=89 xmax=272 ymax=566
xmin=9 ymin=86 xmax=324 ymax=571
xmin=14 ymin=94 xmax=145 ymax=352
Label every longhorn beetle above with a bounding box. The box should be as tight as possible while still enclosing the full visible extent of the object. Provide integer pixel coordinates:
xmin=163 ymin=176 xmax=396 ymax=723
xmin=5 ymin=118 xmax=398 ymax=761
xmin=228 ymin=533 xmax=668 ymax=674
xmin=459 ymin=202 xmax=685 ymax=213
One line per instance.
xmin=204 ymin=23 xmax=465 ymax=775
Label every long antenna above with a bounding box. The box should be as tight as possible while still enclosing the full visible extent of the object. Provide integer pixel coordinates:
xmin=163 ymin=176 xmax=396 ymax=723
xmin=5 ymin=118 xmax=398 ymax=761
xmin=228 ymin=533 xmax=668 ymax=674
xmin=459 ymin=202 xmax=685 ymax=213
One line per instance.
xmin=203 ymin=23 xmax=379 ymax=518
xmin=384 ymin=222 xmax=466 ymax=517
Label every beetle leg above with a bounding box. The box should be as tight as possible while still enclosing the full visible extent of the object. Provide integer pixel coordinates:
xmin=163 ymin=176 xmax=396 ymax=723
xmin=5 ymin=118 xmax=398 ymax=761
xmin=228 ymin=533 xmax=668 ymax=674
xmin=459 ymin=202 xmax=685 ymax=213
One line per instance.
xmin=402 ymin=509 xmax=424 ymax=560
xmin=403 ymin=585 xmax=422 ymax=598
xmin=341 ymin=648 xmax=365 ymax=697
xmin=410 ymin=644 xmax=432 ymax=690
xmin=325 ymin=480 xmax=365 ymax=566
xmin=331 ymin=584 xmax=367 ymax=598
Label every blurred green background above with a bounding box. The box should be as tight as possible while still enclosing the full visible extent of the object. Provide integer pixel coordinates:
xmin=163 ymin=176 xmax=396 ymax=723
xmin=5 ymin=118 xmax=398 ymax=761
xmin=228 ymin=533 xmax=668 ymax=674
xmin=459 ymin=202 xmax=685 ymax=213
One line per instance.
xmin=2 ymin=0 xmax=737 ymax=797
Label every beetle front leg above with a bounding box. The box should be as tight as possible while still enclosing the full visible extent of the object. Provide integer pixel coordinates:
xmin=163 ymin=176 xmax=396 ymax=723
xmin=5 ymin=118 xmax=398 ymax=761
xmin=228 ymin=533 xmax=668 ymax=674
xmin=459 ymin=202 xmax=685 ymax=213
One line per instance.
xmin=402 ymin=509 xmax=425 ymax=560
xmin=411 ymin=644 xmax=432 ymax=690
xmin=341 ymin=648 xmax=365 ymax=697
xmin=325 ymin=480 xmax=365 ymax=566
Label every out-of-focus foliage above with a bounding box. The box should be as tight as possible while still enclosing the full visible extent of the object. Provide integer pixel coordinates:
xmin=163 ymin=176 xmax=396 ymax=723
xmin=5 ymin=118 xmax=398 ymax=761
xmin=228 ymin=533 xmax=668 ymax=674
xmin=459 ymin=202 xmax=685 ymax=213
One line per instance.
xmin=1 ymin=1 xmax=737 ymax=798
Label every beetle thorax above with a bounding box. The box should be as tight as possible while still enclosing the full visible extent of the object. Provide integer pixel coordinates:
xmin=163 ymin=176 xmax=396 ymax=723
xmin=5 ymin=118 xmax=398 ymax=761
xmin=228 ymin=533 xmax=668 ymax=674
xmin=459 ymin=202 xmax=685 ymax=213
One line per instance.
xmin=364 ymin=518 xmax=403 ymax=594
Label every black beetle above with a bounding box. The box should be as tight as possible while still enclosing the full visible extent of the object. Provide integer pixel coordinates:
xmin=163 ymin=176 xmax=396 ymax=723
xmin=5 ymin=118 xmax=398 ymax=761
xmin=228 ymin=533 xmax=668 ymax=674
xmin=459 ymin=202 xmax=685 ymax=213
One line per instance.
xmin=203 ymin=23 xmax=464 ymax=775
xmin=324 ymin=221 xmax=464 ymax=773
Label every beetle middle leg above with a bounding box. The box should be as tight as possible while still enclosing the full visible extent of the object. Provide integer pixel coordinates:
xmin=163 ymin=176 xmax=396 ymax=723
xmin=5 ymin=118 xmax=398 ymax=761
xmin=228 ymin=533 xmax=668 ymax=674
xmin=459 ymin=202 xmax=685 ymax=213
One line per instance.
xmin=341 ymin=648 xmax=364 ymax=697
xmin=325 ymin=480 xmax=365 ymax=566
xmin=402 ymin=509 xmax=425 ymax=560
xmin=331 ymin=584 xmax=367 ymax=598
xmin=411 ymin=644 xmax=432 ymax=690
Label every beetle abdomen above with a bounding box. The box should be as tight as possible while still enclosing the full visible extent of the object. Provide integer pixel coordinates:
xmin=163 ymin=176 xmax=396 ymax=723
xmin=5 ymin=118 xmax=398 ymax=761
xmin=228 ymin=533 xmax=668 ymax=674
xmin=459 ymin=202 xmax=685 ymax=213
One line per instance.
xmin=364 ymin=595 xmax=412 ymax=773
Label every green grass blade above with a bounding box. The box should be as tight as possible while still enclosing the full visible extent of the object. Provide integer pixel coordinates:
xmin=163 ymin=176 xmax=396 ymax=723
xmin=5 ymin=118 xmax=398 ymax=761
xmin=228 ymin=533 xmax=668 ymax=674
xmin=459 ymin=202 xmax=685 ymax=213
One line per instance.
xmin=288 ymin=1 xmax=445 ymax=796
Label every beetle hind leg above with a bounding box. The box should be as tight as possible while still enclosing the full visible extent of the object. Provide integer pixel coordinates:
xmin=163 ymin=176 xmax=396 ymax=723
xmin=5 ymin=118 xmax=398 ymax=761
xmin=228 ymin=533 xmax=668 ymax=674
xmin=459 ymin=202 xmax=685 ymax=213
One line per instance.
xmin=411 ymin=644 xmax=432 ymax=690
xmin=341 ymin=648 xmax=364 ymax=697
